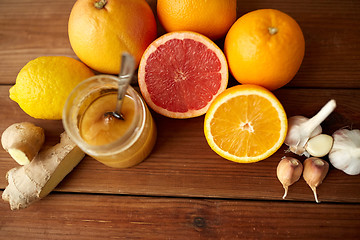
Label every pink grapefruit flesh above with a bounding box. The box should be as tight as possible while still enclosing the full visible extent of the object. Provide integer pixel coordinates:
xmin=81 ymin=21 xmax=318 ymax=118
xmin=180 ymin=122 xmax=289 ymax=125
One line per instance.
xmin=138 ymin=31 xmax=228 ymax=118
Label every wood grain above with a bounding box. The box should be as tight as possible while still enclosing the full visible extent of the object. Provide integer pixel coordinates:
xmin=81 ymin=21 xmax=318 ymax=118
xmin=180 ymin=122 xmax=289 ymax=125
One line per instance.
xmin=1 ymin=86 xmax=359 ymax=203
xmin=1 ymin=0 xmax=360 ymax=239
xmin=1 ymin=192 xmax=359 ymax=240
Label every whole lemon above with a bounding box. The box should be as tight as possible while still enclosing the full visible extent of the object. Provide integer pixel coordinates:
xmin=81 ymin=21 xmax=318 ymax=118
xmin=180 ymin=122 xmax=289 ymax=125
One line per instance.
xmin=10 ymin=56 xmax=94 ymax=120
xmin=68 ymin=0 xmax=157 ymax=74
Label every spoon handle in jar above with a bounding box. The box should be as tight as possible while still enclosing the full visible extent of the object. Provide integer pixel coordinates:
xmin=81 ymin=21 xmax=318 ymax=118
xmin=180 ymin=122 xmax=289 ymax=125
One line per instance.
xmin=115 ymin=52 xmax=135 ymax=117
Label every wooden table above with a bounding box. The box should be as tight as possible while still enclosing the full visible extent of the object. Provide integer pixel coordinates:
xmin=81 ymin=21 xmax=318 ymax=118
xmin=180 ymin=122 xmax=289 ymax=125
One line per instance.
xmin=1 ymin=0 xmax=359 ymax=239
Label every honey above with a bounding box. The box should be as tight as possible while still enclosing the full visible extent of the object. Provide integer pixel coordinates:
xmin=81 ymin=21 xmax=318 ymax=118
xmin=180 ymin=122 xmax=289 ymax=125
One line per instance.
xmin=63 ymin=75 xmax=156 ymax=168
xmin=79 ymin=94 xmax=136 ymax=146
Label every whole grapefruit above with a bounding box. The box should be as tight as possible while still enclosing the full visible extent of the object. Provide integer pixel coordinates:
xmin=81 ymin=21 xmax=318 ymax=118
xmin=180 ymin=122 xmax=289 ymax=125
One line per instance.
xmin=68 ymin=0 xmax=157 ymax=74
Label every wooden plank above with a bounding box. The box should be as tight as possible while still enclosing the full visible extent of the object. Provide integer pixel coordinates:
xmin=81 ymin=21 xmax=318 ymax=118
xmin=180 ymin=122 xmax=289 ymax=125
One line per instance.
xmin=0 ymin=0 xmax=359 ymax=88
xmin=1 ymin=192 xmax=359 ymax=239
xmin=1 ymin=86 xmax=359 ymax=203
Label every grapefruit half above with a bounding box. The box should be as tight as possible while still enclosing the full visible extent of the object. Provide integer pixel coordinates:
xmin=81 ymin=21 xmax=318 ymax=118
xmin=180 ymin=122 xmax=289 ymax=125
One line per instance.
xmin=138 ymin=31 xmax=228 ymax=118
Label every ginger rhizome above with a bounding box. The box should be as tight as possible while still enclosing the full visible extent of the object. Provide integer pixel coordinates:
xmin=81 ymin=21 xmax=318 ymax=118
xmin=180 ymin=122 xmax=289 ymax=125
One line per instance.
xmin=1 ymin=122 xmax=45 ymax=165
xmin=2 ymin=132 xmax=85 ymax=210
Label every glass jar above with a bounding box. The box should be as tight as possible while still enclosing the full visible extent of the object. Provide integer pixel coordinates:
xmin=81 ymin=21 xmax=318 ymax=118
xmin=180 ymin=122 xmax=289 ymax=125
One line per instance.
xmin=63 ymin=75 xmax=156 ymax=168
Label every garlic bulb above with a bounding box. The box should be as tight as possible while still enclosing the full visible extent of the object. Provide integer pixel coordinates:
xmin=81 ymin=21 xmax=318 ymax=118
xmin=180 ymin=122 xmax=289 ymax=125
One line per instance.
xmin=329 ymin=129 xmax=360 ymax=175
xmin=284 ymin=99 xmax=336 ymax=156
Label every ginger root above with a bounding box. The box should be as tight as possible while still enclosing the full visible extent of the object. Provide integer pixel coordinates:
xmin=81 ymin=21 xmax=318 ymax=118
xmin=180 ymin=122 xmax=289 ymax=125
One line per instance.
xmin=2 ymin=132 xmax=85 ymax=210
xmin=1 ymin=122 xmax=45 ymax=165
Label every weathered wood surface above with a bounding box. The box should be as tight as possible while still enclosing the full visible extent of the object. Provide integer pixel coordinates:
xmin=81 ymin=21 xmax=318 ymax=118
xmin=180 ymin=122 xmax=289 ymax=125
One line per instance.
xmin=1 ymin=192 xmax=360 ymax=239
xmin=0 ymin=0 xmax=359 ymax=239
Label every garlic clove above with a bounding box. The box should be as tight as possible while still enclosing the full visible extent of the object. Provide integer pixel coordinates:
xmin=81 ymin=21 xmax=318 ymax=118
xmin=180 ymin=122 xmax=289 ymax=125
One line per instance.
xmin=329 ymin=129 xmax=360 ymax=175
xmin=303 ymin=157 xmax=329 ymax=203
xmin=276 ymin=157 xmax=303 ymax=199
xmin=305 ymin=134 xmax=333 ymax=157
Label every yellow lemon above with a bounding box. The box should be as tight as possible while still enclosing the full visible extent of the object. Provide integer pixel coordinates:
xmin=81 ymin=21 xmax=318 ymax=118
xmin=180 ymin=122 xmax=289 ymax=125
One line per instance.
xmin=10 ymin=56 xmax=94 ymax=119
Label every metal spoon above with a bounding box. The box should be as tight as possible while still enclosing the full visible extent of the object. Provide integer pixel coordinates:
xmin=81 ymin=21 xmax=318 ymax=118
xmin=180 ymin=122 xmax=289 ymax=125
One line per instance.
xmin=104 ymin=52 xmax=135 ymax=120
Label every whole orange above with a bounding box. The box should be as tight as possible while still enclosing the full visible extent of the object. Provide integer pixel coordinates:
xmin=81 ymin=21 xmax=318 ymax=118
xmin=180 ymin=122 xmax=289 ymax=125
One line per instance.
xmin=68 ymin=0 xmax=157 ymax=74
xmin=224 ymin=9 xmax=305 ymax=90
xmin=157 ymin=0 xmax=236 ymax=40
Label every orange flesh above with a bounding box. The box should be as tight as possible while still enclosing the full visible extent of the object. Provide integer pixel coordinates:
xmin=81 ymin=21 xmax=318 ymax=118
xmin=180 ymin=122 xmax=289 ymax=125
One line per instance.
xmin=210 ymin=94 xmax=281 ymax=157
xmin=79 ymin=94 xmax=135 ymax=146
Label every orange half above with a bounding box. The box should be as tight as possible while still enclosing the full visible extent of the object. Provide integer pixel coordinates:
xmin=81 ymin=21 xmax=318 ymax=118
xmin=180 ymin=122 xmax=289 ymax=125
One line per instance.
xmin=204 ymin=84 xmax=287 ymax=163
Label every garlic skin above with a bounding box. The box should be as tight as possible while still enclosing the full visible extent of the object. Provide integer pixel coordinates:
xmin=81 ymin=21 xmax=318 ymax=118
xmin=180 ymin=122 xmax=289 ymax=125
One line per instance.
xmin=329 ymin=129 xmax=360 ymax=175
xmin=284 ymin=99 xmax=336 ymax=156
xmin=285 ymin=116 xmax=322 ymax=155
xmin=305 ymin=134 xmax=333 ymax=157
xmin=303 ymin=157 xmax=329 ymax=203
xmin=277 ymin=157 xmax=303 ymax=199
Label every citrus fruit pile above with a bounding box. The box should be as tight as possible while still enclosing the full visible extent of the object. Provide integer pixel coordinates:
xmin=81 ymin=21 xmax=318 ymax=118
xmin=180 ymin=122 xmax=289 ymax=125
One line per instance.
xmin=9 ymin=0 xmax=306 ymax=163
xmin=137 ymin=6 xmax=304 ymax=163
